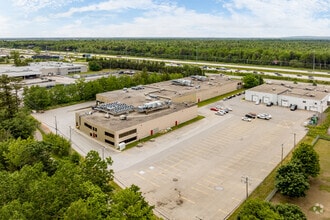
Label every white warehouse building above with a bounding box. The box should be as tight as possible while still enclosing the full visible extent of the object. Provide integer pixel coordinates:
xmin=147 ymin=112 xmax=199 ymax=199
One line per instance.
xmin=245 ymin=82 xmax=330 ymax=113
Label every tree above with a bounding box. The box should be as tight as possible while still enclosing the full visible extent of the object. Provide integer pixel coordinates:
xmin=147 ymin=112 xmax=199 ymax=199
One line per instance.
xmin=242 ymin=74 xmax=263 ymax=88
xmin=274 ymin=203 xmax=307 ymax=220
xmin=89 ymin=61 xmax=102 ymax=71
xmin=23 ymin=86 xmax=51 ymax=111
xmin=10 ymin=50 xmax=28 ymax=66
xmin=237 ymin=199 xmax=306 ymax=220
xmin=237 ymin=199 xmax=281 ymax=220
xmin=4 ymin=138 xmax=55 ymax=173
xmin=109 ymin=185 xmax=156 ymax=219
xmin=43 ymin=133 xmax=70 ymax=157
xmin=292 ymin=143 xmax=320 ymax=178
xmin=64 ymin=199 xmax=94 ymax=220
xmin=1 ymin=110 xmax=39 ymax=139
xmin=0 ymin=75 xmax=20 ymax=119
xmin=64 ymin=181 xmax=110 ymax=220
xmin=81 ymin=151 xmax=114 ymax=193
xmin=275 ymin=162 xmax=309 ymax=197
xmin=0 ymin=200 xmax=34 ymax=220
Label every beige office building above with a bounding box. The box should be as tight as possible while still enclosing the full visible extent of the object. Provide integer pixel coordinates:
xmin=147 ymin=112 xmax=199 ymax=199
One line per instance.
xmin=75 ymin=75 xmax=241 ymax=149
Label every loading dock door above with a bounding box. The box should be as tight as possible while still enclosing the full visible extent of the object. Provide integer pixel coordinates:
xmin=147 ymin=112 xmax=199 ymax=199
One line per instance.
xmin=252 ymin=95 xmax=259 ymax=102
xmin=309 ymin=106 xmax=318 ymax=112
xmin=263 ymin=97 xmax=270 ymax=104
xmin=281 ymin=100 xmax=289 ymax=107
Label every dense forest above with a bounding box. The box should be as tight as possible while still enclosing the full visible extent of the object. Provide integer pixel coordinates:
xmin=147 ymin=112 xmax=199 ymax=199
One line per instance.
xmin=0 ymin=75 xmax=156 ymax=219
xmin=1 ymin=38 xmax=329 ymax=69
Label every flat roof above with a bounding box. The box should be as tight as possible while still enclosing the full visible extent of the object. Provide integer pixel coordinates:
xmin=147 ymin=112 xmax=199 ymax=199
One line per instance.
xmin=97 ymin=74 xmax=239 ymax=105
xmin=78 ymin=102 xmax=194 ymax=130
xmin=249 ymin=82 xmax=330 ymax=100
xmin=0 ymin=62 xmax=86 ymax=77
xmin=82 ymin=75 xmax=238 ymax=130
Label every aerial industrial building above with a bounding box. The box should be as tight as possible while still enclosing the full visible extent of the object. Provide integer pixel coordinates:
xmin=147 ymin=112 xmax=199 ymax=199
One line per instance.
xmin=245 ymin=82 xmax=330 ymax=113
xmin=75 ymin=75 xmax=242 ymax=149
xmin=0 ymin=61 xmax=87 ymax=79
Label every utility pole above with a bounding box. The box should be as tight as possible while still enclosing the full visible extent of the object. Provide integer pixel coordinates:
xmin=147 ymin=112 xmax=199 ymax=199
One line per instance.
xmin=241 ymin=176 xmax=251 ymax=199
xmin=294 ymin=133 xmax=296 ymax=148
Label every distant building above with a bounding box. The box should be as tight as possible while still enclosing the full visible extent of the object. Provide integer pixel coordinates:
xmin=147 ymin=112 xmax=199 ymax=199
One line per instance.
xmin=0 ymin=61 xmax=87 ymax=79
xmin=32 ymin=54 xmax=63 ymax=60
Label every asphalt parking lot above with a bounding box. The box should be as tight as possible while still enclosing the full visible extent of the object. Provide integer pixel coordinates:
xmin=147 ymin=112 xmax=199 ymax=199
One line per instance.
xmin=114 ymin=95 xmax=312 ymax=220
xmin=33 ymin=95 xmax=313 ymax=220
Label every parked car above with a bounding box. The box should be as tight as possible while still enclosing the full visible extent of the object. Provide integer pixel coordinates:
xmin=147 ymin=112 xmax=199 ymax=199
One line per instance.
xmin=215 ymin=110 xmax=226 ymax=116
xmin=245 ymin=113 xmax=256 ymax=119
xmin=266 ymin=102 xmax=273 ymax=107
xmin=210 ymin=107 xmax=219 ymax=111
xmin=242 ymin=116 xmax=252 ymax=122
xmin=257 ymin=113 xmax=272 ymax=120
xmin=290 ymin=104 xmax=297 ymax=111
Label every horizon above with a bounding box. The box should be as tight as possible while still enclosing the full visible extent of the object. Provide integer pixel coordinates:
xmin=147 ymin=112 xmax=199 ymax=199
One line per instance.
xmin=1 ymin=36 xmax=330 ymax=40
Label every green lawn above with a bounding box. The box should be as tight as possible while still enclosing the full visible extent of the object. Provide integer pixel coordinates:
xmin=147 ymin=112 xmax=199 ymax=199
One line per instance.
xmin=314 ymin=139 xmax=330 ymax=192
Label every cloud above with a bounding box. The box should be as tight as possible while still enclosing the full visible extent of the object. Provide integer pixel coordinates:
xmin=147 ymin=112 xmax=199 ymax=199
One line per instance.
xmin=54 ymin=0 xmax=154 ymax=18
xmin=0 ymin=15 xmax=10 ymax=36
xmin=3 ymin=0 xmax=330 ymax=38
xmin=12 ymin=0 xmax=82 ymax=12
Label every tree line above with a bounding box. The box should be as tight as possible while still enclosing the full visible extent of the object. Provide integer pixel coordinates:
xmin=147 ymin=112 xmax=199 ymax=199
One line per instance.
xmin=1 ymin=38 xmax=329 ymax=69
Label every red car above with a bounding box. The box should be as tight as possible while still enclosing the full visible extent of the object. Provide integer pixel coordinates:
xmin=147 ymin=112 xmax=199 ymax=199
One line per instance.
xmin=210 ymin=107 xmax=219 ymax=111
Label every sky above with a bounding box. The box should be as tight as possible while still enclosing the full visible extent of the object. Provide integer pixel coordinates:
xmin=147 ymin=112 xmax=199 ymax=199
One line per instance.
xmin=0 ymin=0 xmax=329 ymax=38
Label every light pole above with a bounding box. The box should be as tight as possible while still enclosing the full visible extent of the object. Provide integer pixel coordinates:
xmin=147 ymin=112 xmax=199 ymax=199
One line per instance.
xmin=241 ymin=176 xmax=251 ymax=199
xmin=69 ymin=126 xmax=72 ymax=144
xmin=55 ymin=116 xmax=58 ymax=135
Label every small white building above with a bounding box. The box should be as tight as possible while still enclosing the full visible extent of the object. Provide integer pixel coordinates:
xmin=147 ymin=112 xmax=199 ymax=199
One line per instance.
xmin=245 ymin=82 xmax=330 ymax=113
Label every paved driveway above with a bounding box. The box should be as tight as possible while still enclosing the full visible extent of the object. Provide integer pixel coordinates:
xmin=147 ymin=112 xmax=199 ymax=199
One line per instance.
xmin=33 ymin=96 xmax=312 ymax=220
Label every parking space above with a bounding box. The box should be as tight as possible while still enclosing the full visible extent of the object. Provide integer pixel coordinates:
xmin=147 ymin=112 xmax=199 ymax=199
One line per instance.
xmin=115 ymin=96 xmax=312 ymax=220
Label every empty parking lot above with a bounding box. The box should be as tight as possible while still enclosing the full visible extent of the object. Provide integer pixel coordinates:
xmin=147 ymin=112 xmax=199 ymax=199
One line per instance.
xmin=33 ymin=95 xmax=313 ymax=220
xmin=113 ymin=96 xmax=312 ymax=219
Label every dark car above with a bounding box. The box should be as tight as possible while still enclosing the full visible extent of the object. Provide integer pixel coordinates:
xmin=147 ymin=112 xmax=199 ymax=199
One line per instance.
xmin=245 ymin=113 xmax=256 ymax=119
xmin=266 ymin=102 xmax=273 ymax=107
xmin=290 ymin=104 xmax=297 ymax=111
